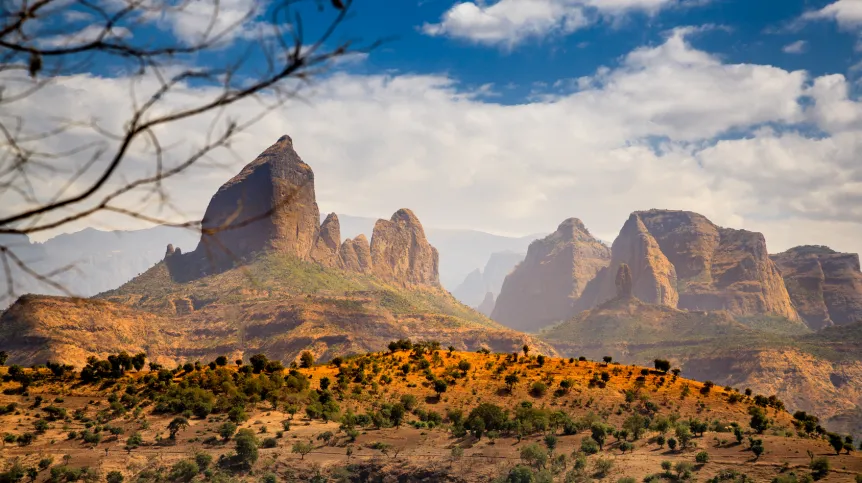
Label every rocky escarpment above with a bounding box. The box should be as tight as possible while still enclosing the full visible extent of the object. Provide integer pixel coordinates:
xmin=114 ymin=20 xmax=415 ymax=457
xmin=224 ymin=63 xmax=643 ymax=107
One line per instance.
xmin=166 ymin=135 xmax=321 ymax=279
xmin=772 ymin=246 xmax=862 ymax=330
xmin=636 ymin=210 xmax=799 ymax=321
xmin=161 ymin=136 xmax=442 ymax=288
xmin=310 ymin=213 xmax=341 ymax=268
xmin=370 ymin=209 xmax=440 ymax=286
xmin=576 ymin=213 xmax=678 ymax=311
xmin=492 ymin=218 xmax=610 ymax=332
xmin=339 ymin=234 xmax=372 ymax=273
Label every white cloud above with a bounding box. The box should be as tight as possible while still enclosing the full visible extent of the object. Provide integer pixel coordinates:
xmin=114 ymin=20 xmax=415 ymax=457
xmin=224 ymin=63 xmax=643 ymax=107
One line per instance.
xmin=782 ymin=40 xmax=808 ymax=53
xmin=40 ymin=25 xmax=132 ymax=48
xmin=421 ymin=0 xmax=590 ymax=47
xmin=803 ymin=0 xmax=862 ymax=29
xmin=7 ymin=28 xmax=862 ymax=261
xmin=422 ymin=0 xmax=704 ymax=46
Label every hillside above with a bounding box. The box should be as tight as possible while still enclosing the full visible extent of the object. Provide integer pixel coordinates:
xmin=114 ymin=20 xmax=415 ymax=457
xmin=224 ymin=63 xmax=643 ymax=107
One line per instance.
xmin=1 ymin=348 xmax=858 ymax=482
xmin=541 ymin=297 xmax=862 ymax=439
xmin=0 ymin=250 xmax=555 ymax=368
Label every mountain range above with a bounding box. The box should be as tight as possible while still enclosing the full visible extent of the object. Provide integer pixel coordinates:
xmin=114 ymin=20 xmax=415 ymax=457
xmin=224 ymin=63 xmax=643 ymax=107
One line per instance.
xmin=3 ymin=134 xmax=862 ymax=439
xmin=482 ymin=210 xmax=862 ymax=437
xmin=0 ymin=135 xmax=552 ymax=368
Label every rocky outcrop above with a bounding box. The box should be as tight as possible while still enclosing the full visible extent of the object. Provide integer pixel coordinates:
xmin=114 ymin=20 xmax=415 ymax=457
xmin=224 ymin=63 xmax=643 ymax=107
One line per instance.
xmin=453 ymin=269 xmax=486 ymax=307
xmin=578 ymin=214 xmax=678 ymax=310
xmin=635 ymin=210 xmax=799 ymax=321
xmin=310 ymin=213 xmax=341 ymax=268
xmin=771 ymin=246 xmax=862 ymax=330
xmin=370 ymin=209 xmax=439 ymax=286
xmin=616 ymin=264 xmax=633 ymax=299
xmin=338 ymin=235 xmax=372 ymax=273
xmin=477 ymin=292 xmax=495 ymax=317
xmin=167 ymin=135 xmax=321 ymax=279
xmin=492 ymin=218 xmax=610 ymax=332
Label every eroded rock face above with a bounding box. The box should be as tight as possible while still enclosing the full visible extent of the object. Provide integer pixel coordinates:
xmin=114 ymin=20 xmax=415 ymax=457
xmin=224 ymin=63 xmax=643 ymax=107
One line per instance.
xmin=310 ymin=213 xmax=341 ymax=268
xmin=339 ymin=235 xmax=372 ymax=273
xmin=772 ymin=246 xmax=862 ymax=330
xmin=636 ymin=209 xmax=799 ymax=321
xmin=580 ymin=214 xmax=678 ymax=309
xmin=370 ymin=209 xmax=439 ymax=286
xmin=170 ymin=135 xmax=321 ymax=279
xmin=492 ymin=218 xmax=610 ymax=332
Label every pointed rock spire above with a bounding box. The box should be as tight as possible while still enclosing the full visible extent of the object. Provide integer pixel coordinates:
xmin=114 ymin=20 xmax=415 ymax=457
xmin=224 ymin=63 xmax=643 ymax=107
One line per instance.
xmin=310 ymin=213 xmax=341 ymax=267
xmin=370 ymin=209 xmax=439 ymax=286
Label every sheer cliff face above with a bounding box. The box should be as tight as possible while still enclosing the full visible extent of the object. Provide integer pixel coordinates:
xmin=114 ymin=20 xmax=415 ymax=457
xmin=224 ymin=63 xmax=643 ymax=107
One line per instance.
xmin=370 ymin=209 xmax=440 ymax=287
xmin=165 ymin=136 xmax=440 ymax=287
xmin=491 ymin=218 xmax=610 ymax=333
xmin=310 ymin=213 xmax=341 ymax=268
xmin=194 ymin=135 xmax=321 ymax=266
xmin=635 ymin=210 xmax=799 ymax=321
xmin=772 ymin=246 xmax=862 ymax=330
xmin=581 ymin=214 xmax=678 ymax=309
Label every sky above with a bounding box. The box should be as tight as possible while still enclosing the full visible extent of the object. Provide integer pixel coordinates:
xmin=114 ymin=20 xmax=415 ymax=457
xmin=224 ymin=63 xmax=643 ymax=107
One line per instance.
xmin=6 ymin=0 xmax=862 ymax=257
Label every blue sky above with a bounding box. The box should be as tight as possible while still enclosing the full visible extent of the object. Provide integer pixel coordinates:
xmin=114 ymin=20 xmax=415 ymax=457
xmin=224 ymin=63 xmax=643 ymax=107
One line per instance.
xmin=9 ymin=0 xmax=862 ymax=261
xmin=325 ymin=0 xmax=861 ymax=102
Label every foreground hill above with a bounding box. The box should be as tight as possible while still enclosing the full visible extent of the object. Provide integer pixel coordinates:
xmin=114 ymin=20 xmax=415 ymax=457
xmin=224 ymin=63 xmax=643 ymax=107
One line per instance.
xmin=542 ymin=295 xmax=862 ymax=438
xmin=0 ymin=348 xmax=857 ymax=482
xmin=0 ymin=135 xmax=553 ymax=367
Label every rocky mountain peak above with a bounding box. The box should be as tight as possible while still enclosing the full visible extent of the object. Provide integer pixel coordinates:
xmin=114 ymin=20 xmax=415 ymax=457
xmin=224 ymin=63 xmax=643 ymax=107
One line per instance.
xmin=168 ymin=135 xmax=321 ymax=279
xmin=310 ymin=213 xmax=341 ymax=267
xmin=772 ymin=246 xmax=862 ymax=329
xmin=370 ymin=209 xmax=439 ymax=286
xmin=492 ymin=217 xmax=610 ymax=332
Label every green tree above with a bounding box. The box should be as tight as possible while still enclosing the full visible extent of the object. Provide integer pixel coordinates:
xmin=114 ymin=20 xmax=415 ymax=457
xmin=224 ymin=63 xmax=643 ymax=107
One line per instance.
xmin=748 ymin=406 xmax=770 ymax=434
xmin=828 ymin=433 xmax=845 ymax=455
xmin=522 ymin=345 xmax=530 ymax=357
xmin=167 ymin=416 xmax=189 ymax=440
xmin=591 ymin=424 xmax=607 ymax=450
xmin=300 ymin=351 xmax=314 ymax=368
xmin=234 ymin=429 xmax=259 ymax=466
xmin=520 ymin=443 xmax=548 ymax=469
xmin=434 ymin=379 xmax=448 ymax=398
xmin=218 ymin=421 xmax=237 ymax=441
xmin=292 ymin=441 xmax=313 ymax=460
xmin=106 ymin=471 xmax=124 ymax=483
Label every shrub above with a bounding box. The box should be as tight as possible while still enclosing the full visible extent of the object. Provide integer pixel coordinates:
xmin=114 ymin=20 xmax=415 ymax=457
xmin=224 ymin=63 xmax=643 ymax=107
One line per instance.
xmin=810 ymin=456 xmax=830 ymax=480
xmin=169 ymin=459 xmax=199 ymax=482
xmin=696 ymin=451 xmax=710 ymax=464
xmin=519 ymin=443 xmax=548 ymax=469
xmin=106 ymin=471 xmax=124 ymax=483
xmin=292 ymin=441 xmax=314 ymax=460
xmin=674 ymin=461 xmax=694 ymax=480
xmin=261 ymin=437 xmax=277 ymax=448
xmin=530 ymin=382 xmax=548 ymax=397
xmin=580 ymin=436 xmax=600 ymax=455
xmin=593 ymin=457 xmax=614 ymax=477
xmin=194 ymin=452 xmax=212 ymax=471
xmin=234 ymin=429 xmax=259 ymax=466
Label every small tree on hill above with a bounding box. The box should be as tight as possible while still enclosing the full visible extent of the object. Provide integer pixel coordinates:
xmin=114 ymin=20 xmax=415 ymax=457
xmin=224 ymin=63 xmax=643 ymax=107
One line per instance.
xmin=292 ymin=441 xmax=313 ymax=460
xmin=234 ymin=429 xmax=259 ymax=466
xmin=300 ymin=352 xmax=315 ymax=368
xmin=167 ymin=417 xmax=189 ymax=440
xmin=522 ymin=345 xmax=530 ymax=357
xmin=653 ymin=359 xmax=671 ymax=373
xmin=433 ymin=379 xmax=448 ymax=399
xmin=603 ymin=356 xmax=613 ymax=365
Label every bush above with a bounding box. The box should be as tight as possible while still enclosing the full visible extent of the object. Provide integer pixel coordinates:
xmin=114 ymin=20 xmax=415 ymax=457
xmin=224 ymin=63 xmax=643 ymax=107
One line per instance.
xmin=194 ymin=452 xmax=212 ymax=471
xmin=106 ymin=471 xmax=124 ymax=483
xmin=810 ymin=456 xmax=830 ymax=480
xmin=696 ymin=451 xmax=710 ymax=464
xmin=169 ymin=460 xmax=199 ymax=482
xmin=520 ymin=443 xmax=548 ymax=469
xmin=530 ymin=382 xmax=548 ymax=397
xmin=593 ymin=457 xmax=614 ymax=477
xmin=580 ymin=436 xmax=600 ymax=455
xmin=261 ymin=437 xmax=277 ymax=448
xmin=234 ymin=429 xmax=259 ymax=466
